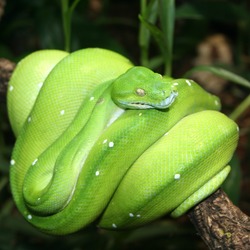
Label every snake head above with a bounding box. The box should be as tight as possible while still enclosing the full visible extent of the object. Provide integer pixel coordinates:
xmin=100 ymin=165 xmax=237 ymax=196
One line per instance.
xmin=111 ymin=66 xmax=178 ymax=110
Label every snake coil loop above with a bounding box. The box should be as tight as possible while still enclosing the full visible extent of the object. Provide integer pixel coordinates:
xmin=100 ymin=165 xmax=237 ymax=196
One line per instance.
xmin=7 ymin=48 xmax=239 ymax=235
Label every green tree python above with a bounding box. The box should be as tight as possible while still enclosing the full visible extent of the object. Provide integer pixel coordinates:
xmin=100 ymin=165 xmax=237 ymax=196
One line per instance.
xmin=7 ymin=48 xmax=239 ymax=235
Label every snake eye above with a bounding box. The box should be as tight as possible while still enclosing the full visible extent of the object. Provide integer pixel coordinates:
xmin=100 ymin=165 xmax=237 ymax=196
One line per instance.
xmin=136 ymin=88 xmax=146 ymax=97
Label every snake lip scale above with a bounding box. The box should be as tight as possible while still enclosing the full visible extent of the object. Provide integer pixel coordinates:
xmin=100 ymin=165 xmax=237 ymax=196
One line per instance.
xmin=119 ymin=90 xmax=178 ymax=109
xmin=7 ymin=48 xmax=239 ymax=235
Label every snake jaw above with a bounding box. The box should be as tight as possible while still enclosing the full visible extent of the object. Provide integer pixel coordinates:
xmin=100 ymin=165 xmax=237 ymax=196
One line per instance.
xmin=153 ymin=90 xmax=178 ymax=109
xmin=118 ymin=90 xmax=178 ymax=110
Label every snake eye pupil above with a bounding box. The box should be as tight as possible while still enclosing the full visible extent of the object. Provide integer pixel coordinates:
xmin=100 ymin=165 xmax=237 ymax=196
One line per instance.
xmin=136 ymin=88 xmax=146 ymax=97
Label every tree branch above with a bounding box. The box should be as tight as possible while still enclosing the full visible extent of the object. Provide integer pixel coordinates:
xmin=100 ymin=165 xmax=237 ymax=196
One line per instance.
xmin=188 ymin=189 xmax=250 ymax=249
xmin=0 ymin=58 xmax=15 ymax=101
xmin=0 ymin=0 xmax=6 ymax=20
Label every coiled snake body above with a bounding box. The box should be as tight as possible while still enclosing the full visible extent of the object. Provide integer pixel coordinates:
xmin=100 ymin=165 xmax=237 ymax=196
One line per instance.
xmin=7 ymin=48 xmax=239 ymax=235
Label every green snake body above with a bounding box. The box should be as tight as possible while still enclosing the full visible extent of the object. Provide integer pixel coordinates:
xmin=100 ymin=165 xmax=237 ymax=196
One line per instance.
xmin=7 ymin=48 xmax=239 ymax=235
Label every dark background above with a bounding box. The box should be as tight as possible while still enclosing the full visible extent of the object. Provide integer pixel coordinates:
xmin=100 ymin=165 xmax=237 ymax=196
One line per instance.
xmin=0 ymin=0 xmax=249 ymax=249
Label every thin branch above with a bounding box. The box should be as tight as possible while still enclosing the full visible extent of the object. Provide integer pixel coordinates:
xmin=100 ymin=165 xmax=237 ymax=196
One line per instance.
xmin=0 ymin=58 xmax=15 ymax=102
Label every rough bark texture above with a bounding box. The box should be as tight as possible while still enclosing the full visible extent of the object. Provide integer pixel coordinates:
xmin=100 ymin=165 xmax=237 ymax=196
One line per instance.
xmin=0 ymin=0 xmax=5 ymax=20
xmin=188 ymin=189 xmax=250 ymax=249
xmin=1 ymin=59 xmax=250 ymax=249
xmin=0 ymin=58 xmax=15 ymax=101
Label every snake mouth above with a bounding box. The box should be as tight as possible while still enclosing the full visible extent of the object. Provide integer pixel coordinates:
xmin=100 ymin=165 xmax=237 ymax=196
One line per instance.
xmin=152 ymin=91 xmax=178 ymax=109
xmin=123 ymin=90 xmax=178 ymax=110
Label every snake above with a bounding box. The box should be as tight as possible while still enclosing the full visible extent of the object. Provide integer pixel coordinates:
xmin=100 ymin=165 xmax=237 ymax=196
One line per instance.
xmin=7 ymin=48 xmax=239 ymax=235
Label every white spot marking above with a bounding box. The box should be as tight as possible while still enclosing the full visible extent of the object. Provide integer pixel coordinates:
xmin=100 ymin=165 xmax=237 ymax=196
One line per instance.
xmin=112 ymin=223 xmax=117 ymax=228
xmin=27 ymin=214 xmax=32 ymax=220
xmin=10 ymin=159 xmax=15 ymax=166
xmin=38 ymin=82 xmax=43 ymax=89
xmin=136 ymin=214 xmax=141 ymax=218
xmin=173 ymin=82 xmax=179 ymax=86
xmin=186 ymin=80 xmax=192 ymax=86
xmin=129 ymin=213 xmax=134 ymax=217
xmin=60 ymin=110 xmax=65 ymax=115
xmin=214 ymin=100 xmax=219 ymax=106
xmin=9 ymin=85 xmax=14 ymax=91
xmin=28 ymin=117 xmax=31 ymax=123
xmin=139 ymin=113 xmax=142 ymax=116
xmin=37 ymin=197 xmax=41 ymax=201
xmin=90 ymin=96 xmax=95 ymax=101
xmin=32 ymin=159 xmax=38 ymax=166
xmin=108 ymin=141 xmax=114 ymax=148
xmin=103 ymin=139 xmax=108 ymax=144
xmin=174 ymin=173 xmax=181 ymax=180
xmin=95 ymin=170 xmax=100 ymax=176
xmin=236 ymin=126 xmax=239 ymax=132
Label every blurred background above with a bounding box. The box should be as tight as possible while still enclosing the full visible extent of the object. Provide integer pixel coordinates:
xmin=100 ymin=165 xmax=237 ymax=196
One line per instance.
xmin=0 ymin=0 xmax=249 ymax=249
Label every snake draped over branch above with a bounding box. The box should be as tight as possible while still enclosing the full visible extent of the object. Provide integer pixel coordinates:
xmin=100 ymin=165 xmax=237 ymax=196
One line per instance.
xmin=7 ymin=48 xmax=239 ymax=235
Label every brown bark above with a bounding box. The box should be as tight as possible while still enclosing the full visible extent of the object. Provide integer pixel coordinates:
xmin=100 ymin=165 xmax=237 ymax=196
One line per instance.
xmin=188 ymin=189 xmax=250 ymax=249
xmin=0 ymin=58 xmax=15 ymax=101
xmin=0 ymin=0 xmax=6 ymax=20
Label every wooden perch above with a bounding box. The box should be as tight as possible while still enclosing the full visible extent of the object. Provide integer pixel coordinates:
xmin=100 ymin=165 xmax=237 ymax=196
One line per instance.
xmin=0 ymin=58 xmax=249 ymax=249
xmin=0 ymin=0 xmax=6 ymax=20
xmin=0 ymin=58 xmax=15 ymax=101
xmin=188 ymin=189 xmax=250 ymax=249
